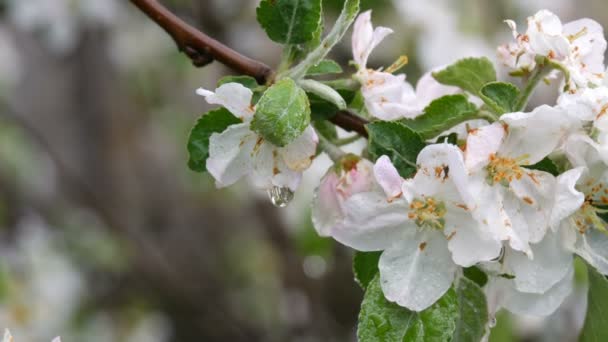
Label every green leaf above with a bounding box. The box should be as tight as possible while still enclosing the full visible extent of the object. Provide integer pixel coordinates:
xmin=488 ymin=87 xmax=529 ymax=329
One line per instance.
xmin=187 ymin=108 xmax=241 ymax=172
xmin=525 ymin=157 xmax=559 ymax=176
xmin=452 ymin=278 xmax=488 ymax=342
xmin=217 ymin=75 xmax=260 ymax=90
xmin=367 ymin=121 xmax=425 ymax=178
xmin=463 ymin=266 xmax=488 ymax=287
xmin=306 ymin=59 xmax=343 ymax=76
xmin=287 ymin=0 xmax=359 ymax=79
xmin=357 ymin=276 xmax=488 ymax=342
xmin=256 ymin=0 xmax=322 ymax=45
xmin=480 ymin=82 xmax=520 ymax=115
xmin=401 ymin=95 xmax=478 ymax=140
xmin=251 ymin=78 xmax=311 ymax=147
xmin=353 ymin=251 xmax=381 ymax=290
xmin=357 ymin=275 xmax=458 ymax=342
xmin=580 ymin=266 xmax=608 ymax=342
xmin=433 ymin=57 xmax=497 ymax=95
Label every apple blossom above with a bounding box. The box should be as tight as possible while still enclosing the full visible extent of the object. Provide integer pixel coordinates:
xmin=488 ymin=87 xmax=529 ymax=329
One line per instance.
xmin=498 ymin=10 xmax=606 ymax=90
xmin=311 ymin=155 xmax=375 ymax=237
xmin=335 ymin=145 xmax=501 ymax=311
xmin=196 ymin=83 xmax=318 ymax=192
xmin=351 ymin=11 xmax=458 ymax=120
xmin=464 ymin=105 xmax=576 ymax=254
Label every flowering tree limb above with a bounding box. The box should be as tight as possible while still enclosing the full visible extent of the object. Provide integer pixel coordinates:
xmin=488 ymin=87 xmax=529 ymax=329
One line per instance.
xmin=128 ymin=0 xmax=369 ymax=137
xmin=129 ymin=0 xmax=274 ymax=84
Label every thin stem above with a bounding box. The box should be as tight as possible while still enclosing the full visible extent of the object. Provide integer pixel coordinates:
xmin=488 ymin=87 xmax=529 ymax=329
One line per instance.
xmin=335 ymin=135 xmax=361 ymax=146
xmin=477 ymin=109 xmax=499 ymax=122
xmin=128 ymin=0 xmax=274 ymax=84
xmin=320 ymin=78 xmax=359 ymax=91
xmin=317 ymin=131 xmax=345 ymax=162
xmin=515 ymin=62 xmax=549 ymax=111
xmin=284 ymin=0 xmax=359 ymax=80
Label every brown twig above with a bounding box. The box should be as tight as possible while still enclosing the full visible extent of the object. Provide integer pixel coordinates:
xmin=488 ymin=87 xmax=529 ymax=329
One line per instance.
xmin=129 ymin=0 xmax=370 ymax=137
xmin=129 ymin=0 xmax=274 ymax=84
xmin=331 ymin=110 xmax=369 ymax=138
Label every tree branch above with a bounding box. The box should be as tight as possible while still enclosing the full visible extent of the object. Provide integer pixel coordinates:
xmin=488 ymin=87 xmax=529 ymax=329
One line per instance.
xmin=330 ymin=110 xmax=369 ymax=138
xmin=129 ymin=0 xmax=274 ymax=84
xmin=129 ymin=0 xmax=370 ymax=137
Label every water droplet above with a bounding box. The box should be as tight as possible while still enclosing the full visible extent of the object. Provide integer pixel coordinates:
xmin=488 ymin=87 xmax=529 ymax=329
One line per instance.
xmin=267 ymin=186 xmax=294 ymax=207
xmin=488 ymin=316 xmax=497 ymax=328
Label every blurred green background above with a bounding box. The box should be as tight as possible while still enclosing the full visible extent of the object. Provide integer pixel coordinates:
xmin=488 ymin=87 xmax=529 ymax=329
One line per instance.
xmin=0 ymin=0 xmax=605 ymax=341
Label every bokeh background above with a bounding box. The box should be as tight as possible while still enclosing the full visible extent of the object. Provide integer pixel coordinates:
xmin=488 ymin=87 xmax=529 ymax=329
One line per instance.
xmin=0 ymin=0 xmax=605 ymax=341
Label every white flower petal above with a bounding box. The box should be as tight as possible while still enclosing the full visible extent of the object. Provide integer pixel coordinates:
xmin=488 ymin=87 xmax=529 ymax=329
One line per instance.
xmin=465 ymin=123 xmax=505 ymax=172
xmin=527 ymin=10 xmax=569 ymax=59
xmin=352 ymin=10 xmax=393 ymax=68
xmin=444 ymin=208 xmax=502 ymax=267
xmin=206 ymin=123 xmax=256 ymax=188
xmin=373 ymin=155 xmax=403 ymax=199
xmin=410 ymin=143 xmax=471 ymax=204
xmin=280 ymin=126 xmax=318 ymax=171
xmin=500 ymin=105 xmax=575 ymax=164
xmin=500 ymin=267 xmax=573 ymax=316
xmin=379 ymin=229 xmax=457 ymax=311
xmin=359 ymin=70 xmax=419 ymax=120
xmin=505 ymin=231 xmax=573 ymax=294
xmin=196 ymin=83 xmax=254 ymax=120
xmin=574 ymin=229 xmax=608 ymax=275
xmin=414 ymin=69 xmax=461 ymax=109
xmin=563 ymin=18 xmax=607 ymax=76
xmin=509 ymin=170 xmax=556 ymax=243
xmin=551 ymin=167 xmax=585 ymax=228
xmin=338 ymin=190 xmax=408 ymax=251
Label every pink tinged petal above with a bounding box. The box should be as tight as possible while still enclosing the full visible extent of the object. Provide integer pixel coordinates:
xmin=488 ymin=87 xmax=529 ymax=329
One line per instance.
xmin=338 ymin=190 xmax=409 ymax=251
xmin=312 ymin=171 xmax=344 ymax=237
xmin=196 ymin=83 xmax=254 ymax=121
xmin=379 ymin=229 xmax=457 ymax=312
xmin=352 ymin=10 xmax=393 ymax=68
xmin=500 ymin=105 xmax=577 ymax=164
xmin=551 ymin=167 xmax=585 ymax=228
xmin=444 ymin=208 xmax=502 ymax=267
xmin=280 ymin=126 xmax=318 ymax=171
xmin=206 ymin=123 xmax=257 ymax=188
xmin=500 ymin=267 xmax=574 ymax=317
xmin=373 ymin=155 xmax=403 ymax=200
xmin=505 ymin=231 xmax=573 ymax=294
xmin=311 ymin=159 xmax=375 ymax=237
xmin=465 ymin=122 xmax=505 ymax=172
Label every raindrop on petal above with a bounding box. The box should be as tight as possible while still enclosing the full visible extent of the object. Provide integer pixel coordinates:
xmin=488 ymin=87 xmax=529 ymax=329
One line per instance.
xmin=267 ymin=186 xmax=294 ymax=207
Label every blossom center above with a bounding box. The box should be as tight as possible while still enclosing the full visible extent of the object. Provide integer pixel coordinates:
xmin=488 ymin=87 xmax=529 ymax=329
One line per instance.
xmin=408 ymin=197 xmax=446 ymax=230
xmin=572 ymin=202 xmax=608 ymax=234
xmin=486 ymin=154 xmax=526 ymax=185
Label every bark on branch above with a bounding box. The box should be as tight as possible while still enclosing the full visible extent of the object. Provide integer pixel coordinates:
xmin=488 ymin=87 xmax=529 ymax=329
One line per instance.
xmin=129 ymin=0 xmax=274 ymax=84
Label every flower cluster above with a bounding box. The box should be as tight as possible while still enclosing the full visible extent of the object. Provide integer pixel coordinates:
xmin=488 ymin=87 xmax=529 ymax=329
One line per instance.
xmin=192 ymin=5 xmax=608 ymax=333
xmin=309 ymin=9 xmax=608 ymax=316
